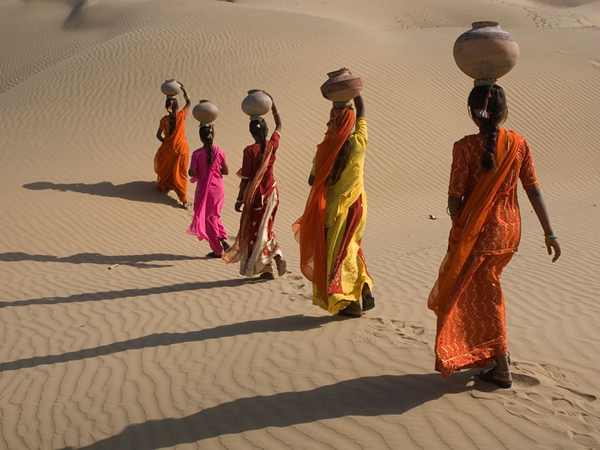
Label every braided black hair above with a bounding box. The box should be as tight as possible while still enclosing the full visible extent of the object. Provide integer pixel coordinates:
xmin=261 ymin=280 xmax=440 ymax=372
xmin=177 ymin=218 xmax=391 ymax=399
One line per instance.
xmin=249 ymin=119 xmax=268 ymax=157
xmin=199 ymin=125 xmax=215 ymax=165
xmin=468 ymin=84 xmax=508 ymax=172
xmin=165 ymin=98 xmax=177 ymax=135
xmin=328 ymin=138 xmax=351 ymax=186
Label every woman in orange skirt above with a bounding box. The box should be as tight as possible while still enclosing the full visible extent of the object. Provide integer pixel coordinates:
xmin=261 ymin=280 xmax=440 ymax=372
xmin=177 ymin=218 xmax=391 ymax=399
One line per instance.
xmin=154 ymin=83 xmax=191 ymax=209
xmin=428 ymin=81 xmax=561 ymax=388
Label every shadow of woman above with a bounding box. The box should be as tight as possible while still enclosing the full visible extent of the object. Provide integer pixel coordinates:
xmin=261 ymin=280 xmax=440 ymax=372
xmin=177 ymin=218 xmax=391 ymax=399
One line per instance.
xmin=0 ymin=277 xmax=265 ymax=309
xmin=1 ymin=251 xmax=230 ymax=269
xmin=79 ymin=372 xmax=471 ymax=449
xmin=0 ymin=314 xmax=341 ymax=372
xmin=0 ymin=251 xmax=201 ymax=269
xmin=23 ymin=180 xmax=179 ymax=207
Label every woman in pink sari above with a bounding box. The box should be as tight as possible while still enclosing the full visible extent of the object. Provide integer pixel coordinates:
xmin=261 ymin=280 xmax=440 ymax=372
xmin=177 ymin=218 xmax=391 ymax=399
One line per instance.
xmin=187 ymin=124 xmax=230 ymax=257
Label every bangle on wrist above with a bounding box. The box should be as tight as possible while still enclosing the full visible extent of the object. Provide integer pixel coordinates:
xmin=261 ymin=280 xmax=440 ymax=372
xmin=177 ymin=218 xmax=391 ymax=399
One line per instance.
xmin=446 ymin=206 xmax=454 ymax=217
xmin=545 ymin=234 xmax=557 ymax=239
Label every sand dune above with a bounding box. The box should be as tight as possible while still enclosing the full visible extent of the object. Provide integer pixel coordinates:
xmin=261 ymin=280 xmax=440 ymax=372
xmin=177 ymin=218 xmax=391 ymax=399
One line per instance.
xmin=1 ymin=0 xmax=599 ymax=448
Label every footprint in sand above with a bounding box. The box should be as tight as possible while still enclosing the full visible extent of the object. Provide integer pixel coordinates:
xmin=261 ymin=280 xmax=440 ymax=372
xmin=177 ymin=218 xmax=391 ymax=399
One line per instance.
xmin=572 ymin=432 xmax=600 ymax=448
xmin=558 ymin=385 xmax=597 ymax=402
xmin=504 ymin=400 xmax=547 ymax=426
xmin=512 ymin=372 xmax=542 ymax=388
xmin=363 ymin=317 xmax=430 ymax=347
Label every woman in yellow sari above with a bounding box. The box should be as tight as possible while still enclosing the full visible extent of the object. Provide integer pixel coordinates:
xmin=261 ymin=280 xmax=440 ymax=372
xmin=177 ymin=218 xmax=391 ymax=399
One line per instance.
xmin=293 ymin=95 xmax=374 ymax=318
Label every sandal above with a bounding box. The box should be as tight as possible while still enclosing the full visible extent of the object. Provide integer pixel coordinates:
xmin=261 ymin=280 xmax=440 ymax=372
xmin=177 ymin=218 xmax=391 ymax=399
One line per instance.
xmin=338 ymin=302 xmax=363 ymax=318
xmin=259 ymin=272 xmax=275 ymax=280
xmin=478 ymin=366 xmax=512 ymax=389
xmin=276 ymin=258 xmax=287 ymax=277
xmin=362 ymin=293 xmax=375 ymax=312
xmin=221 ymin=240 xmax=230 ymax=252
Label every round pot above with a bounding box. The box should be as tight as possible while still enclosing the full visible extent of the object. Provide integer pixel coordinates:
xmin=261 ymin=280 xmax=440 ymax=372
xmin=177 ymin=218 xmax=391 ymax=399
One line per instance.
xmin=193 ymin=100 xmax=219 ymax=123
xmin=161 ymin=79 xmax=182 ymax=97
xmin=453 ymin=21 xmax=519 ymax=80
xmin=320 ymin=68 xmax=363 ymax=102
xmin=241 ymin=90 xmax=272 ymax=117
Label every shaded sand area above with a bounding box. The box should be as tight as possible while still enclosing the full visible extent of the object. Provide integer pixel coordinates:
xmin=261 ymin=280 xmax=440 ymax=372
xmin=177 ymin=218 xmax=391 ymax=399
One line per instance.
xmin=1 ymin=0 xmax=600 ymax=448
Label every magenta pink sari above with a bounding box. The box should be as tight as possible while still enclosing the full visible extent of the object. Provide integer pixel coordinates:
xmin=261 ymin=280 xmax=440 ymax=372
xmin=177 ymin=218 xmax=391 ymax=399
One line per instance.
xmin=186 ymin=146 xmax=228 ymax=254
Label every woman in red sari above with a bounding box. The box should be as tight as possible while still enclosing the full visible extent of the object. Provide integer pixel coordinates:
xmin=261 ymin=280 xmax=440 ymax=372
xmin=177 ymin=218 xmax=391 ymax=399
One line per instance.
xmin=428 ymin=81 xmax=561 ymax=388
xmin=223 ymin=92 xmax=286 ymax=279
xmin=154 ymin=84 xmax=191 ymax=209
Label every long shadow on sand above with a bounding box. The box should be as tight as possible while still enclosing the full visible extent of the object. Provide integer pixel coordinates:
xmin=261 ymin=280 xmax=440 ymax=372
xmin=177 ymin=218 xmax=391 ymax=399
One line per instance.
xmin=23 ymin=180 xmax=179 ymax=207
xmin=0 ymin=315 xmax=339 ymax=373
xmin=78 ymin=372 xmax=470 ymax=449
xmin=0 ymin=277 xmax=263 ymax=309
xmin=0 ymin=252 xmax=202 ymax=269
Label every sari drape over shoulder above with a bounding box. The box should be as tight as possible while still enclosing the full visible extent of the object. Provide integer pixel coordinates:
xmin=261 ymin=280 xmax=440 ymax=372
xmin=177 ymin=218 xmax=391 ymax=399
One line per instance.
xmin=154 ymin=109 xmax=189 ymax=203
xmin=293 ymin=108 xmax=373 ymax=314
xmin=223 ymin=132 xmax=282 ymax=276
xmin=429 ymin=128 xmax=540 ymax=377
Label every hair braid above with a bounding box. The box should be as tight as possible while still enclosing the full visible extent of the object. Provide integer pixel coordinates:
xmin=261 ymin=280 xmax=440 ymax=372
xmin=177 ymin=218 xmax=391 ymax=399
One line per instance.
xmin=165 ymin=98 xmax=177 ymax=135
xmin=199 ymin=125 xmax=215 ymax=165
xmin=467 ymin=84 xmax=508 ymax=172
xmin=328 ymin=138 xmax=351 ymax=185
xmin=481 ymin=124 xmax=498 ymax=171
xmin=249 ymin=119 xmax=268 ymax=159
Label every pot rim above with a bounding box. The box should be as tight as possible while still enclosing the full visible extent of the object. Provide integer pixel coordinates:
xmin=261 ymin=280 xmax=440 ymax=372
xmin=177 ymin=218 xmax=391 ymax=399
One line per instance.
xmin=326 ymin=67 xmax=351 ymax=77
xmin=471 ymin=21 xmax=500 ymax=28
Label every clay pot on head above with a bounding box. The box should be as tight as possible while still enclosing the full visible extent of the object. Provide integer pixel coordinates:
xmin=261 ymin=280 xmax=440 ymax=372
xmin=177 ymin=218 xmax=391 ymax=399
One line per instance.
xmin=453 ymin=21 xmax=519 ymax=80
xmin=320 ymin=68 xmax=363 ymax=102
xmin=193 ymin=100 xmax=219 ymax=124
xmin=161 ymin=79 xmax=182 ymax=97
xmin=241 ymin=90 xmax=272 ymax=117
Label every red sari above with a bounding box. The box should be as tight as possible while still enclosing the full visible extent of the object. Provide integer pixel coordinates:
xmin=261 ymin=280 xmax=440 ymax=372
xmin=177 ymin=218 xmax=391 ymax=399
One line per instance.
xmin=223 ymin=132 xmax=282 ymax=276
xmin=429 ymin=128 xmax=539 ymax=377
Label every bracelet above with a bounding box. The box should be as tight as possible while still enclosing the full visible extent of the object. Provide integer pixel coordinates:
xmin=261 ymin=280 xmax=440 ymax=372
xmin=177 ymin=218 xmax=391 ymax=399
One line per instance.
xmin=545 ymin=234 xmax=557 ymax=239
xmin=236 ymin=199 xmax=243 ymax=203
xmin=446 ymin=206 xmax=454 ymax=217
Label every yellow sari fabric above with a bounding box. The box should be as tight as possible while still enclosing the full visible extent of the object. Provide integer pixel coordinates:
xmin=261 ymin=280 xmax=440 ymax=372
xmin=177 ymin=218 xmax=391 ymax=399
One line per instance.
xmin=311 ymin=117 xmax=373 ymax=314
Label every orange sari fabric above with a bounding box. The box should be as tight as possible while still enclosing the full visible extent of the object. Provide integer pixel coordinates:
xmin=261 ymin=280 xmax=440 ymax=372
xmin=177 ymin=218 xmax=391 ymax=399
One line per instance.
xmin=428 ymin=128 xmax=520 ymax=316
xmin=292 ymin=107 xmax=355 ymax=301
xmin=429 ymin=128 xmax=522 ymax=377
xmin=154 ymin=109 xmax=189 ymax=203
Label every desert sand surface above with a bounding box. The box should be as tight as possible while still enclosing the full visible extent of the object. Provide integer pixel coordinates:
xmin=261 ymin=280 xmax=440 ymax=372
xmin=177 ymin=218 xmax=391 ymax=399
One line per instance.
xmin=1 ymin=0 xmax=600 ymax=448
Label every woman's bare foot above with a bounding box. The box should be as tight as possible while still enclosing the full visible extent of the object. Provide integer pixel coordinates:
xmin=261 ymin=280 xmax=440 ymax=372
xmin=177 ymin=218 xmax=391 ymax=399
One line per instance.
xmin=182 ymin=202 xmax=190 ymax=210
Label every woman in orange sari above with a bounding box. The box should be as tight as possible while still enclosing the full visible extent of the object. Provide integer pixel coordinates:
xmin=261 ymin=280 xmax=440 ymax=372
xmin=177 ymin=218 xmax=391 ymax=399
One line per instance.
xmin=293 ymin=95 xmax=374 ymax=318
xmin=428 ymin=81 xmax=561 ymax=388
xmin=154 ymin=84 xmax=191 ymax=209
